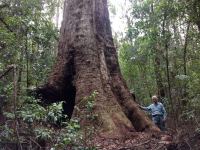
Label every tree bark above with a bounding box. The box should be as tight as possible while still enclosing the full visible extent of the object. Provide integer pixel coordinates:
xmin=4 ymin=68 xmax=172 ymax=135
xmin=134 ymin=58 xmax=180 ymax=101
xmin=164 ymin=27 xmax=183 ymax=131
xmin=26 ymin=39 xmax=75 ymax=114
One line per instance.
xmin=36 ymin=0 xmax=159 ymax=135
xmin=183 ymin=22 xmax=190 ymax=76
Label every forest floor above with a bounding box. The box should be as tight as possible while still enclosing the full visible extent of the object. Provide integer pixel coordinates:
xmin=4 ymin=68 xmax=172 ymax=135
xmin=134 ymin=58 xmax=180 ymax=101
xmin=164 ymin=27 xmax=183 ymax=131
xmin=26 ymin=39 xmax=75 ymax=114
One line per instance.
xmin=87 ymin=119 xmax=200 ymax=150
xmin=0 ymin=118 xmax=200 ymax=149
xmin=91 ymin=126 xmax=200 ymax=150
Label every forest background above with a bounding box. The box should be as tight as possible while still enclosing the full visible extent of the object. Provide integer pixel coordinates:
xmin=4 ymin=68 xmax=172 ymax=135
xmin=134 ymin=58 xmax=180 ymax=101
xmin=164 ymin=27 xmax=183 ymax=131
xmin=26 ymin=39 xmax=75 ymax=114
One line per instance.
xmin=0 ymin=0 xmax=200 ymax=149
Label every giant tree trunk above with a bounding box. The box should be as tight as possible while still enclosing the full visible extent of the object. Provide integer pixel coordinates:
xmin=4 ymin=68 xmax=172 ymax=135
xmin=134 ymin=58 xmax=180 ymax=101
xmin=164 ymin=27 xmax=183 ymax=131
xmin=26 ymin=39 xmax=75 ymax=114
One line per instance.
xmin=36 ymin=0 xmax=159 ymax=135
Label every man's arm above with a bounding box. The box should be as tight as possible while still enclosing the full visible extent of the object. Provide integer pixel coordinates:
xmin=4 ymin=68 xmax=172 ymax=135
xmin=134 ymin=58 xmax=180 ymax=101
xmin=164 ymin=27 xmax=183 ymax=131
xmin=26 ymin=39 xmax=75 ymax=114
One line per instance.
xmin=139 ymin=105 xmax=151 ymax=112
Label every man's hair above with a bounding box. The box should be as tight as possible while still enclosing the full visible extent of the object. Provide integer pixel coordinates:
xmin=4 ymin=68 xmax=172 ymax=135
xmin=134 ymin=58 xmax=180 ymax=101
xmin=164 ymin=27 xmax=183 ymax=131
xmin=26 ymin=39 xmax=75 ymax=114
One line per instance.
xmin=152 ymin=95 xmax=158 ymax=100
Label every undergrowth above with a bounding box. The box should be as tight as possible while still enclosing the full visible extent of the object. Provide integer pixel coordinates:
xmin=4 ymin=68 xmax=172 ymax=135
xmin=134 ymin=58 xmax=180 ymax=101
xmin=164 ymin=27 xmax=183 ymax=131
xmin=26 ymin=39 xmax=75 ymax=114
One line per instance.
xmin=0 ymin=91 xmax=98 ymax=150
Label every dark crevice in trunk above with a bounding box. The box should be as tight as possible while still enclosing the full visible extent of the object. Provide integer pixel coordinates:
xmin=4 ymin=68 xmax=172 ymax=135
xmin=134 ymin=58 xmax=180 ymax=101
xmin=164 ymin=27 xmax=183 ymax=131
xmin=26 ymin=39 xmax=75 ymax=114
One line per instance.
xmin=36 ymin=86 xmax=61 ymax=104
xmin=36 ymin=49 xmax=76 ymax=119
xmin=62 ymin=49 xmax=76 ymax=118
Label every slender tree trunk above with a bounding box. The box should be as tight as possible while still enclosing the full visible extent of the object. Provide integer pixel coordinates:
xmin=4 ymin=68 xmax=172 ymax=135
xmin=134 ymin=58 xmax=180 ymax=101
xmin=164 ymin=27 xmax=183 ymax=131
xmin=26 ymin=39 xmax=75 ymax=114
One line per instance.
xmin=150 ymin=3 xmax=165 ymax=98
xmin=13 ymin=65 xmax=23 ymax=150
xmin=154 ymin=50 xmax=165 ymax=98
xmin=192 ymin=0 xmax=200 ymax=32
xmin=165 ymin=38 xmax=172 ymax=108
xmin=25 ymin=33 xmax=29 ymax=89
xmin=36 ymin=0 xmax=159 ymax=135
xmin=183 ymin=22 xmax=190 ymax=76
xmin=125 ymin=15 xmax=133 ymax=45
xmin=182 ymin=22 xmax=190 ymax=98
xmin=162 ymin=10 xmax=177 ymax=127
xmin=161 ymin=11 xmax=171 ymax=104
xmin=139 ymin=65 xmax=152 ymax=98
xmin=17 ymin=51 xmax=24 ymax=93
xmin=56 ymin=0 xmax=60 ymax=28
xmin=172 ymin=22 xmax=183 ymax=118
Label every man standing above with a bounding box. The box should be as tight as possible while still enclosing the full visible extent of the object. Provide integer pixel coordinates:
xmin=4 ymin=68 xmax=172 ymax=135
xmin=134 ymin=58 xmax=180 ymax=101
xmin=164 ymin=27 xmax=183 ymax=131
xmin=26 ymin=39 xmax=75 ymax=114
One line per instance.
xmin=139 ymin=95 xmax=167 ymax=131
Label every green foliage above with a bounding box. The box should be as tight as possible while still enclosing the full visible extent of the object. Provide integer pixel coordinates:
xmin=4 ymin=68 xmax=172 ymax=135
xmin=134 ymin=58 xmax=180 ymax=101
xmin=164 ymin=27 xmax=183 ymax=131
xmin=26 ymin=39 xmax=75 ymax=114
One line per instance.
xmin=47 ymin=102 xmax=63 ymax=123
xmin=118 ymin=0 xmax=200 ymax=126
xmin=0 ymin=123 xmax=14 ymax=142
xmin=16 ymin=96 xmax=64 ymax=125
xmin=180 ymin=110 xmax=195 ymax=122
xmin=84 ymin=90 xmax=99 ymax=122
xmin=175 ymin=75 xmax=190 ymax=81
xmin=35 ymin=128 xmax=52 ymax=141
xmin=108 ymin=1 xmax=116 ymax=16
xmin=54 ymin=118 xmax=97 ymax=149
xmin=86 ymin=90 xmax=98 ymax=112
xmin=18 ymin=97 xmax=45 ymax=123
xmin=119 ymin=41 xmax=156 ymax=103
xmin=0 ymin=2 xmax=60 ymax=147
xmin=0 ymin=0 xmax=58 ymax=89
xmin=53 ymin=119 xmax=82 ymax=149
xmin=3 ymin=112 xmax=15 ymax=120
xmin=1 ymin=93 xmax=97 ymax=149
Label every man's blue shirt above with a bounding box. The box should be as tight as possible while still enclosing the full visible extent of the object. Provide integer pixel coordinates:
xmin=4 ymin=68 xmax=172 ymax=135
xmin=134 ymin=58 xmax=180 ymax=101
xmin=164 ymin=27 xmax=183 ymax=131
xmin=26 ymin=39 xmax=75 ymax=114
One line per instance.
xmin=141 ymin=102 xmax=167 ymax=120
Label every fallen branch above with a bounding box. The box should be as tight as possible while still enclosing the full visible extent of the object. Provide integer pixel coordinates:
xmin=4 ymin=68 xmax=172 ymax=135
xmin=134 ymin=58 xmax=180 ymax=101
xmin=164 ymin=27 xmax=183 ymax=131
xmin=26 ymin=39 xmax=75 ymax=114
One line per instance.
xmin=29 ymin=137 xmax=42 ymax=149
xmin=15 ymin=121 xmax=23 ymax=150
xmin=184 ymin=139 xmax=192 ymax=150
xmin=133 ymin=140 xmax=151 ymax=147
xmin=0 ymin=17 xmax=14 ymax=32
xmin=0 ymin=65 xmax=15 ymax=79
xmin=155 ymin=144 xmax=165 ymax=150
